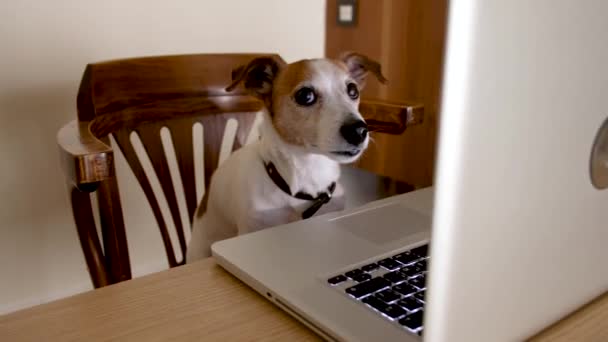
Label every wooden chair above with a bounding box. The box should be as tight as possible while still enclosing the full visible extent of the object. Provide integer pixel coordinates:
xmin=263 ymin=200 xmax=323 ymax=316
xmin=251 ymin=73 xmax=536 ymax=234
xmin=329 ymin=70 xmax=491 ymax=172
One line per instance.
xmin=57 ymin=53 xmax=423 ymax=288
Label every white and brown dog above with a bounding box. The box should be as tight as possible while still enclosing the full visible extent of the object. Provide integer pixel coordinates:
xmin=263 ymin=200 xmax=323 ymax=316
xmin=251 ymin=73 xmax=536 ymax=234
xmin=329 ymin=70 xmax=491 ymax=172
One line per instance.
xmin=186 ymin=52 xmax=386 ymax=262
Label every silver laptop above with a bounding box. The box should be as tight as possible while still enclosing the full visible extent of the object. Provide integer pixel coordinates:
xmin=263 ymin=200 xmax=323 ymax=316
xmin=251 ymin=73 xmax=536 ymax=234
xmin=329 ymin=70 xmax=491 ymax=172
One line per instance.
xmin=213 ymin=1 xmax=608 ymax=341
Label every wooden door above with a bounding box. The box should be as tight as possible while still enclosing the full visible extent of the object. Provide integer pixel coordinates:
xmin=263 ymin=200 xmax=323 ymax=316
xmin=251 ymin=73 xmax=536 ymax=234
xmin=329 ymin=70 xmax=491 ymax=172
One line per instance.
xmin=326 ymin=0 xmax=448 ymax=187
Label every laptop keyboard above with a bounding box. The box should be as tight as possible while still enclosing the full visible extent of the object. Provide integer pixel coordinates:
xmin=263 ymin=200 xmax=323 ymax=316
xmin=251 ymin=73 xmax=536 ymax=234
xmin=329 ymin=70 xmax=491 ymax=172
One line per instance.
xmin=327 ymin=244 xmax=429 ymax=336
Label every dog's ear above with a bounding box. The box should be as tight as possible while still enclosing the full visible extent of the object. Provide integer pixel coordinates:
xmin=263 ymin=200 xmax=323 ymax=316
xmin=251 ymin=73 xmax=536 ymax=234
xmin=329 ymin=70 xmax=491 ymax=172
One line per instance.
xmin=225 ymin=56 xmax=284 ymax=99
xmin=339 ymin=51 xmax=387 ymax=88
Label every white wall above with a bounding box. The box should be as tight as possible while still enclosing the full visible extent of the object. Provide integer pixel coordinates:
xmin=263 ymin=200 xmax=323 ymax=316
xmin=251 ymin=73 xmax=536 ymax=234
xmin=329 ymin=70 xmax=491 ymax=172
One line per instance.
xmin=0 ymin=0 xmax=326 ymax=314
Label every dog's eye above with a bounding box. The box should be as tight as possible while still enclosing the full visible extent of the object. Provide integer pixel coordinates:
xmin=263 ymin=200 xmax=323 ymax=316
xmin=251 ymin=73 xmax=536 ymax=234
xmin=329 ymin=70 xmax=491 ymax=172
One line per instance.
xmin=294 ymin=87 xmax=317 ymax=106
xmin=347 ymin=83 xmax=359 ymax=100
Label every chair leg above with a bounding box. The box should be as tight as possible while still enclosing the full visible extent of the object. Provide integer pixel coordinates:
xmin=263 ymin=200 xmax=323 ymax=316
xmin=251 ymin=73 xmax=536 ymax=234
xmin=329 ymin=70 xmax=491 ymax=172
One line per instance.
xmin=96 ymin=176 xmax=132 ymax=284
xmin=69 ymin=185 xmax=110 ymax=288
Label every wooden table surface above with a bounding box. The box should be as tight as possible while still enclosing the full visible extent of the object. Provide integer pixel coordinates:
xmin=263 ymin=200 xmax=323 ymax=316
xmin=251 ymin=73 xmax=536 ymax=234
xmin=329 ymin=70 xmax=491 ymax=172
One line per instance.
xmin=1 ymin=258 xmax=606 ymax=341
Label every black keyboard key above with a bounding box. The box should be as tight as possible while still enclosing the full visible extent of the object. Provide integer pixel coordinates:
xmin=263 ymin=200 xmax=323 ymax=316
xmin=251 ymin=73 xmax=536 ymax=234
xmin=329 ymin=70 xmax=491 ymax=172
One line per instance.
xmin=416 ymin=259 xmax=428 ymax=271
xmin=414 ymin=290 xmax=426 ymax=302
xmin=352 ymin=273 xmax=372 ymax=283
xmin=374 ymin=289 xmax=401 ymax=303
xmin=399 ymin=310 xmax=424 ymax=330
xmin=327 ymin=275 xmax=347 ymax=285
xmin=380 ymin=304 xmax=408 ymax=319
xmin=378 ymin=258 xmax=402 ymax=271
xmin=362 ymin=296 xmax=389 ymax=311
xmin=397 ymin=297 xmax=423 ymax=311
xmin=393 ymin=252 xmax=421 ymax=265
xmin=393 ymin=283 xmax=417 ymax=297
xmin=401 ymin=265 xmax=424 ymax=278
xmin=409 ymin=275 xmax=426 ymax=289
xmin=361 ymin=263 xmax=379 ymax=272
xmin=383 ymin=271 xmax=408 ymax=284
xmin=345 ymin=277 xmax=390 ymax=299
xmin=345 ymin=269 xmax=364 ymax=279
xmin=411 ymin=244 xmax=429 ymax=257
xmin=364 ymin=297 xmax=407 ymax=319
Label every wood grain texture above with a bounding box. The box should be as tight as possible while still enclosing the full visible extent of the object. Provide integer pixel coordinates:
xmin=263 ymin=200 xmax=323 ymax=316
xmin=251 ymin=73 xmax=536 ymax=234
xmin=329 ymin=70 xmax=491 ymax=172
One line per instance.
xmin=0 ymin=259 xmax=319 ymax=342
xmin=69 ymin=185 xmax=110 ymax=288
xmin=529 ymin=292 xmax=608 ymax=341
xmin=57 ymin=120 xmax=113 ymax=189
xmin=95 ymin=174 xmax=132 ymax=283
xmin=361 ymin=99 xmax=424 ymax=134
xmin=0 ymin=258 xmax=605 ymax=341
xmin=327 ymin=0 xmax=448 ymax=186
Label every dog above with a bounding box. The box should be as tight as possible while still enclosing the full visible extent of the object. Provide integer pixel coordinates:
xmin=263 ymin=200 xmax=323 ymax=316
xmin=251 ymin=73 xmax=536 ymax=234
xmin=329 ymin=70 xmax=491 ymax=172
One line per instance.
xmin=186 ymin=52 xmax=387 ymax=262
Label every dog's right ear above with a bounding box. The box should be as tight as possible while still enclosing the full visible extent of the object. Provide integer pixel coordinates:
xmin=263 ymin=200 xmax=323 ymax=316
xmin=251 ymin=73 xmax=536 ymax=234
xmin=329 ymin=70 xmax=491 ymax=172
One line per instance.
xmin=225 ymin=57 xmax=283 ymax=100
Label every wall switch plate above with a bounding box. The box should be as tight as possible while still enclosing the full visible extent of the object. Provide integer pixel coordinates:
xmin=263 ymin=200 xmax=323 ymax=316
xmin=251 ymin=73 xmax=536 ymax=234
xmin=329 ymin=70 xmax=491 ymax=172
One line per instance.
xmin=337 ymin=0 xmax=357 ymax=26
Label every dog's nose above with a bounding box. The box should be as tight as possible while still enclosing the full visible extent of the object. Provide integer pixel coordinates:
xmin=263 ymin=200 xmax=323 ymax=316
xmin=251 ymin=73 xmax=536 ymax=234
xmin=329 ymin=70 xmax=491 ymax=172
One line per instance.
xmin=340 ymin=120 xmax=368 ymax=146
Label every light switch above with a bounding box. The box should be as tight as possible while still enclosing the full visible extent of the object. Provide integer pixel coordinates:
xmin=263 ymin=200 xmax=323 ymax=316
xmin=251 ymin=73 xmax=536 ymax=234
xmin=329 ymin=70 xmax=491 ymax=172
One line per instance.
xmin=337 ymin=0 xmax=357 ymax=26
xmin=339 ymin=5 xmax=353 ymax=22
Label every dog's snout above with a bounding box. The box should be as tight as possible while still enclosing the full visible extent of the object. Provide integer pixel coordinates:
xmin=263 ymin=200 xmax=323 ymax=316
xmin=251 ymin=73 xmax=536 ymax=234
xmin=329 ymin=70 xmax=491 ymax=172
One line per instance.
xmin=340 ymin=120 xmax=368 ymax=146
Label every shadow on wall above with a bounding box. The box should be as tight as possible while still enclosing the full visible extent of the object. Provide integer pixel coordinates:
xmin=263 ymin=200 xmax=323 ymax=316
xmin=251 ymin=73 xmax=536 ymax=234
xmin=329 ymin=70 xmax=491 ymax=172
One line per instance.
xmin=0 ymin=83 xmax=93 ymax=313
xmin=0 ymin=84 xmax=76 ymax=222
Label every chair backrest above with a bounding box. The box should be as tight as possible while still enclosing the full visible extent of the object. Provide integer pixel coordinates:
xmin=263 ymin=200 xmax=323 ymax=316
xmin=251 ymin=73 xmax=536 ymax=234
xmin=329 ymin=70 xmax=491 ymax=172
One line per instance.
xmin=74 ymin=53 xmax=282 ymax=286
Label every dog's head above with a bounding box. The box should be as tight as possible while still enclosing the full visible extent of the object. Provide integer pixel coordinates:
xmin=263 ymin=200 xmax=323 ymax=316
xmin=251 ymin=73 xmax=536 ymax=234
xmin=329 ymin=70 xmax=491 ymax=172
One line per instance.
xmin=226 ymin=52 xmax=387 ymax=163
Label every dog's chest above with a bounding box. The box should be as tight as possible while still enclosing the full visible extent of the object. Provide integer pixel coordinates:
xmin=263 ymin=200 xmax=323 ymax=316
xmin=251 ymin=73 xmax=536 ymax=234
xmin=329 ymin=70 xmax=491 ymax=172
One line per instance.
xmin=242 ymin=182 xmax=342 ymax=233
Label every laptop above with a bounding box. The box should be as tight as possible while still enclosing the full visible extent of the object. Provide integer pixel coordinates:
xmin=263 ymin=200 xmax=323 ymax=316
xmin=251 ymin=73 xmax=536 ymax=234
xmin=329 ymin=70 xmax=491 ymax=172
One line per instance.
xmin=212 ymin=1 xmax=608 ymax=341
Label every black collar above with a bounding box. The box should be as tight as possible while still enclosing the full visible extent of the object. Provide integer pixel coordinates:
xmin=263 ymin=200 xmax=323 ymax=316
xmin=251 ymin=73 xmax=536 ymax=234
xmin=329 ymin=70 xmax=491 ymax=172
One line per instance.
xmin=263 ymin=161 xmax=336 ymax=219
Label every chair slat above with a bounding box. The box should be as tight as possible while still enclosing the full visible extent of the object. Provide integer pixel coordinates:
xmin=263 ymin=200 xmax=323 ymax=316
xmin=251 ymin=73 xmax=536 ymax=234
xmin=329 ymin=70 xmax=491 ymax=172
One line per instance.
xmin=166 ymin=118 xmax=198 ymax=226
xmin=232 ymin=113 xmax=258 ymax=151
xmin=112 ymin=129 xmax=179 ymax=267
xmin=136 ymin=124 xmax=188 ymax=261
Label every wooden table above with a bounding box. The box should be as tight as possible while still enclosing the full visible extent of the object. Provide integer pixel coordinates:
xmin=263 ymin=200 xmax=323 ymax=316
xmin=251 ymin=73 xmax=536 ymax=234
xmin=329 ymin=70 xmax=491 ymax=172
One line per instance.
xmin=1 ymin=258 xmax=607 ymax=341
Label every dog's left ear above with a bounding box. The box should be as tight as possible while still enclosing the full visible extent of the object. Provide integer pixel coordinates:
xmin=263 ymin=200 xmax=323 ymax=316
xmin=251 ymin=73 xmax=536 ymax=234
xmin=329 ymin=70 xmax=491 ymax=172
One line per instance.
xmin=225 ymin=56 xmax=284 ymax=101
xmin=339 ymin=52 xmax=388 ymax=88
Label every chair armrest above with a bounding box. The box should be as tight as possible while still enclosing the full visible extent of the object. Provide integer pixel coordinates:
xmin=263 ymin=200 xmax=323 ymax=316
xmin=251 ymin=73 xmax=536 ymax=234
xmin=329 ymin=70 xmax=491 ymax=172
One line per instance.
xmin=360 ymin=99 xmax=424 ymax=135
xmin=57 ymin=120 xmax=113 ymax=191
